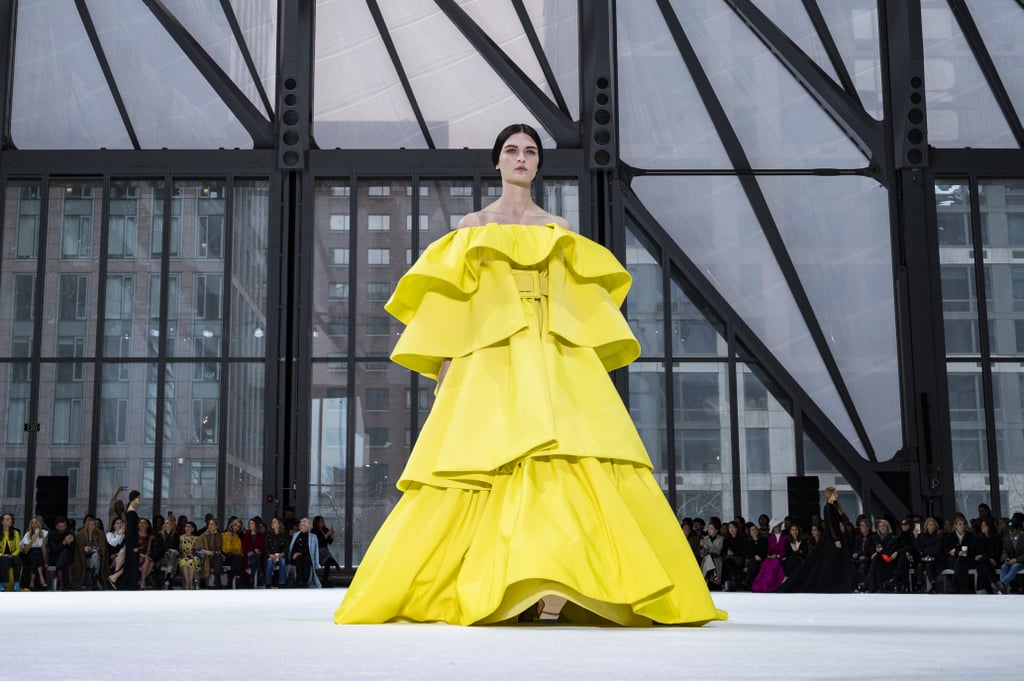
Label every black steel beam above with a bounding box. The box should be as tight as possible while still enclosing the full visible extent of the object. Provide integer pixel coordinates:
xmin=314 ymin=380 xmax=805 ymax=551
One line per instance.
xmin=511 ymin=0 xmax=571 ymax=118
xmin=1 ymin=148 xmax=275 ymax=175
xmin=142 ymin=0 xmax=275 ymax=147
xmin=930 ymin=148 xmax=1024 ymax=174
xmin=725 ymin=0 xmax=884 ymax=172
xmin=802 ymin=0 xmax=863 ymax=107
xmin=365 ymin=0 xmax=435 ymax=149
xmin=947 ymin=0 xmax=1024 ymax=148
xmin=0 ymin=0 xmax=16 ymax=150
xmin=220 ymin=0 xmax=274 ymax=119
xmin=880 ymin=0 xmax=954 ymax=520
xmin=75 ymin=0 xmax=140 ymax=150
xmin=658 ymin=0 xmax=880 ymax=464
xmin=433 ymin=0 xmax=578 ymax=146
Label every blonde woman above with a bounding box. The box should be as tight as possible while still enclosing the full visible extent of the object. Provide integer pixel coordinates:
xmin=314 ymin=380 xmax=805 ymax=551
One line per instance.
xmin=20 ymin=516 xmax=48 ymax=590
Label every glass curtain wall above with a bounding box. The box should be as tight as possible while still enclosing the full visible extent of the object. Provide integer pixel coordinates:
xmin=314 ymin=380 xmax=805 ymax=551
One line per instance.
xmin=936 ymin=179 xmax=1024 ymax=514
xmin=0 ymin=177 xmax=268 ymax=525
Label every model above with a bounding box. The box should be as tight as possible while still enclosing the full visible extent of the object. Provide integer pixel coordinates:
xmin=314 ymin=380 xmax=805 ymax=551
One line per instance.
xmin=335 ymin=124 xmax=726 ymax=626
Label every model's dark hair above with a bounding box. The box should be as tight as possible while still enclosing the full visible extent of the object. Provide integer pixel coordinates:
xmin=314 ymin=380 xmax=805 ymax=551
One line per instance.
xmin=491 ymin=123 xmax=544 ymax=169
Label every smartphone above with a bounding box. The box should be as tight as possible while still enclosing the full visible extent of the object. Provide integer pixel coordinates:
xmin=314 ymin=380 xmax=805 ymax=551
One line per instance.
xmin=914 ymin=522 xmax=921 ymax=534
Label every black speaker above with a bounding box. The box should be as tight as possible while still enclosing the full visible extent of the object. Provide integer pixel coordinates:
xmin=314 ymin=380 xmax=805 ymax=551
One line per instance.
xmin=35 ymin=475 xmax=69 ymax=525
xmin=787 ymin=475 xmax=820 ymax=523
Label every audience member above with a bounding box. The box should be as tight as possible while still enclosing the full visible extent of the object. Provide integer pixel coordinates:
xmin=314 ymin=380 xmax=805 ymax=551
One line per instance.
xmin=106 ymin=517 xmax=126 ymax=589
xmin=973 ymin=518 xmax=1001 ymax=594
xmin=46 ymin=516 xmax=76 ymax=590
xmin=865 ymin=518 xmax=898 ymax=593
xmin=177 ymin=522 xmax=200 ymax=590
xmin=720 ymin=521 xmax=746 ymax=591
xmin=312 ymin=516 xmax=340 ymax=588
xmin=996 ymin=519 xmax=1024 ymax=593
xmin=783 ymin=524 xmax=808 ymax=578
xmin=221 ymin=518 xmax=245 ymax=588
xmin=242 ymin=517 xmax=265 ymax=587
xmin=21 ymin=516 xmax=48 ymax=590
xmin=850 ymin=518 xmax=878 ymax=590
xmin=288 ymin=517 xmax=321 ymax=588
xmin=196 ymin=518 xmax=225 ymax=588
xmin=943 ymin=516 xmax=977 ymax=594
xmin=264 ymin=517 xmax=289 ymax=588
xmin=0 ymin=513 xmax=23 ymax=591
xmin=73 ymin=515 xmax=107 ymax=590
xmin=699 ymin=518 xmax=723 ymax=589
xmin=136 ymin=518 xmax=155 ymax=589
xmin=153 ymin=514 xmax=179 ymax=589
xmin=752 ymin=520 xmax=786 ymax=592
xmin=916 ymin=516 xmax=944 ymax=592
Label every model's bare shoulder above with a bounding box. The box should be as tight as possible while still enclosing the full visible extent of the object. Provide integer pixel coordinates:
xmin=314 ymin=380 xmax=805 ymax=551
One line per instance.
xmin=457 ymin=212 xmax=483 ymax=229
xmin=548 ymin=214 xmax=572 ymax=229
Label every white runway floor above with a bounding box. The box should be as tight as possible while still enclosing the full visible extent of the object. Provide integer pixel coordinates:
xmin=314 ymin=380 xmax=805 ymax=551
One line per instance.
xmin=5 ymin=588 xmax=1017 ymax=680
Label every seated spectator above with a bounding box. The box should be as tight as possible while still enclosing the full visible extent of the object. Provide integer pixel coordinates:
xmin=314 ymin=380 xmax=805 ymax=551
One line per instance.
xmin=887 ymin=517 xmax=918 ymax=592
xmin=0 ymin=513 xmax=24 ymax=591
xmin=782 ymin=524 xmax=808 ymax=578
xmin=221 ymin=518 xmax=245 ymax=588
xmin=20 ymin=516 xmax=48 ymax=591
xmin=73 ymin=516 xmax=107 ymax=590
xmin=288 ymin=517 xmax=321 ymax=588
xmin=996 ymin=519 xmax=1024 ymax=593
xmin=850 ymin=518 xmax=878 ymax=590
xmin=153 ymin=514 xmax=179 ymax=589
xmin=106 ymin=517 xmax=126 ymax=589
xmin=807 ymin=523 xmax=822 ymax=550
xmin=915 ymin=516 xmax=944 ymax=592
xmin=943 ymin=516 xmax=977 ymax=594
xmin=865 ymin=518 xmax=898 ymax=592
xmin=196 ymin=518 xmax=224 ymax=588
xmin=242 ymin=518 xmax=264 ymax=587
xmin=720 ymin=521 xmax=746 ymax=591
xmin=698 ymin=519 xmax=724 ymax=589
xmin=177 ymin=522 xmax=200 ymax=590
xmin=264 ymin=517 xmax=289 ymax=588
xmin=973 ymin=503 xmax=994 ymax=535
xmin=136 ymin=518 xmax=155 ymax=589
xmin=752 ymin=520 xmax=786 ymax=592
xmin=46 ymin=517 xmax=76 ymax=591
xmin=757 ymin=514 xmax=771 ymax=537
xmin=973 ymin=518 xmax=1001 ymax=594
xmin=313 ymin=516 xmax=341 ymax=588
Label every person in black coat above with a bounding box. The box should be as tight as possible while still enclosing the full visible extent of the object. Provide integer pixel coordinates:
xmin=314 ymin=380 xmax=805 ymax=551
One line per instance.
xmin=865 ymin=518 xmax=899 ymax=592
xmin=915 ymin=517 xmax=944 ymax=591
xmin=776 ymin=487 xmax=856 ymax=593
xmin=973 ymin=518 xmax=1002 ymax=593
xmin=119 ymin=491 xmax=141 ymax=590
xmin=720 ymin=521 xmax=746 ymax=591
xmin=850 ymin=517 xmax=878 ymax=590
xmin=943 ymin=516 xmax=977 ymax=594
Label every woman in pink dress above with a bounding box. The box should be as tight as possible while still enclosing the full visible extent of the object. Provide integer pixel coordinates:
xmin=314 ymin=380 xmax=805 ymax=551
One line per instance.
xmin=752 ymin=520 xmax=787 ymax=592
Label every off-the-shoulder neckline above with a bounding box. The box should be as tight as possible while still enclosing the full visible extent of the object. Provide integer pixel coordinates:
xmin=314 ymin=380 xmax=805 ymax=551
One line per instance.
xmin=456 ymin=222 xmax=561 ymax=230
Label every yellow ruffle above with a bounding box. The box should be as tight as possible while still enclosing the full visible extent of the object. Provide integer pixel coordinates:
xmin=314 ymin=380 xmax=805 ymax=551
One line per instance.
xmin=385 ymin=223 xmax=640 ymax=381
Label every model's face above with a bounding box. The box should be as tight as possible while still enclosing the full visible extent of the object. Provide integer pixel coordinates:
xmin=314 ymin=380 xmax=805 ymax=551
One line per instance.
xmin=497 ymin=132 xmax=539 ymax=185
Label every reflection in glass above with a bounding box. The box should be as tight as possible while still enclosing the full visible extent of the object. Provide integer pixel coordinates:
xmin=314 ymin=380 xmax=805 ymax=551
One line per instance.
xmin=738 ymin=363 xmax=795 ymax=522
xmin=625 ymin=224 xmax=664 ymax=356
xmin=980 ymin=181 xmax=1024 ymax=357
xmin=921 ymin=0 xmax=1016 ymax=148
xmin=628 ymin=363 xmax=667 ymax=488
xmin=225 ymin=362 xmax=265 ymax=521
xmin=35 ymin=362 xmax=95 ymax=520
xmin=673 ymin=363 xmax=730 ymax=518
xmin=309 ymin=363 xmax=348 ymax=564
xmin=230 ymin=181 xmax=270 ymax=358
xmin=1 ymin=183 xmax=42 ymax=358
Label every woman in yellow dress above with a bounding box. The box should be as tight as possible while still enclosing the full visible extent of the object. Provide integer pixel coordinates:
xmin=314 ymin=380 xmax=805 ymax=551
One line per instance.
xmin=335 ymin=124 xmax=726 ymax=626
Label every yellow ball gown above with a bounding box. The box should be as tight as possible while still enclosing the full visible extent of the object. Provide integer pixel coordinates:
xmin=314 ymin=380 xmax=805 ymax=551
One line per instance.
xmin=334 ymin=223 xmax=727 ymax=626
